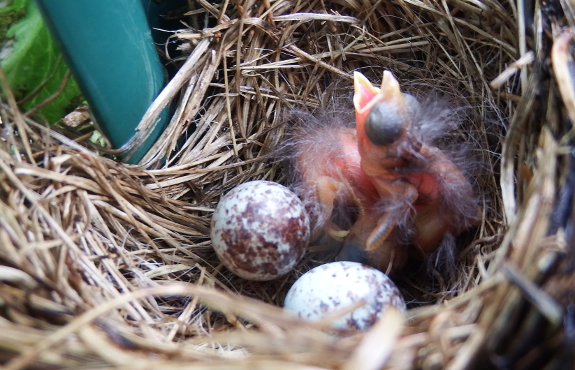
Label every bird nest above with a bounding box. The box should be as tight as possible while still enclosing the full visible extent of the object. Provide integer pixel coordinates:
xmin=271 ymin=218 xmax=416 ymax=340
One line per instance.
xmin=1 ymin=0 xmax=574 ymax=369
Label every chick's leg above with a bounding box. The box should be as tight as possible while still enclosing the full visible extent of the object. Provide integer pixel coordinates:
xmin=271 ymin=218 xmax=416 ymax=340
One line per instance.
xmin=311 ymin=176 xmax=350 ymax=241
xmin=412 ymin=207 xmax=452 ymax=254
xmin=365 ymin=180 xmax=418 ymax=251
xmin=338 ymin=209 xmax=408 ymax=274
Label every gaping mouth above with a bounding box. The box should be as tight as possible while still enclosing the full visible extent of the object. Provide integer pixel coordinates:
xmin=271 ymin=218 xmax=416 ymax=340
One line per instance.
xmin=354 ymin=71 xmax=414 ymax=148
xmin=353 ymin=70 xmax=405 ymax=117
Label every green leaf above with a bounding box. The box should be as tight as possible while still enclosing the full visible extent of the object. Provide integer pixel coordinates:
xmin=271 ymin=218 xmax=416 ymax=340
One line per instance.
xmin=0 ymin=0 xmax=27 ymax=40
xmin=0 ymin=0 xmax=83 ymax=124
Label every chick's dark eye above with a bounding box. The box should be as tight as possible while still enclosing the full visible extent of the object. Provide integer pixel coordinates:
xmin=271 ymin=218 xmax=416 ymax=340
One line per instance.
xmin=364 ymin=101 xmax=404 ymax=145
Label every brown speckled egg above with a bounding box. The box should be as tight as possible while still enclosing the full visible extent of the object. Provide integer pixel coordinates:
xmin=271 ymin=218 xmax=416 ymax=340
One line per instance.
xmin=284 ymin=261 xmax=405 ymax=331
xmin=211 ymin=180 xmax=310 ymax=281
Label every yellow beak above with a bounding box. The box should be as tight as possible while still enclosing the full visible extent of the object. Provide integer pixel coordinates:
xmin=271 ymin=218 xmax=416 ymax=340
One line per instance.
xmin=353 ymin=70 xmax=404 ymax=124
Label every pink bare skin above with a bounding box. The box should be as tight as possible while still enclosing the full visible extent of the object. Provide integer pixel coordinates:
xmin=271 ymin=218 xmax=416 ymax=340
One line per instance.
xmin=353 ymin=71 xmax=477 ymax=254
xmin=295 ymin=126 xmax=379 ymax=241
xmin=294 ymin=70 xmax=479 ymax=274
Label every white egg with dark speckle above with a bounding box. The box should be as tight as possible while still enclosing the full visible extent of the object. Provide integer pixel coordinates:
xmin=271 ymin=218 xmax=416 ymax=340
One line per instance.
xmin=211 ymin=180 xmax=310 ymax=281
xmin=284 ymin=261 xmax=405 ymax=331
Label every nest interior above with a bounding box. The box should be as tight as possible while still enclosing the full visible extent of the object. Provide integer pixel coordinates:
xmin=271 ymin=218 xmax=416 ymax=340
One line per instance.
xmin=1 ymin=0 xmax=575 ymax=369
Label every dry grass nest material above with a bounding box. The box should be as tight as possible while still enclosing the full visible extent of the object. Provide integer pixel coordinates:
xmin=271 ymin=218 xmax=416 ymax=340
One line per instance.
xmin=1 ymin=0 xmax=575 ymax=368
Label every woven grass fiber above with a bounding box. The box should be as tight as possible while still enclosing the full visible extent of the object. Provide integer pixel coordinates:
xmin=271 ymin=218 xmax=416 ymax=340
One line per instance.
xmin=1 ymin=0 xmax=575 ymax=369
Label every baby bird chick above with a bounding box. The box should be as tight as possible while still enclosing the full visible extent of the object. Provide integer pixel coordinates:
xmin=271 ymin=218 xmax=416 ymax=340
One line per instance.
xmin=289 ymin=71 xmax=479 ymax=274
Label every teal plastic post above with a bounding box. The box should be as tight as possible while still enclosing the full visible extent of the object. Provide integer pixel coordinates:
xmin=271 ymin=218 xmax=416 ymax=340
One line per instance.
xmin=34 ymin=0 xmax=169 ymax=164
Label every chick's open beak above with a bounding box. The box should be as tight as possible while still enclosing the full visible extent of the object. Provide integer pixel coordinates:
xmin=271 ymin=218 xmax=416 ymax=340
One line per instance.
xmin=353 ymin=70 xmax=404 ymax=113
xmin=353 ymin=71 xmax=380 ymax=113
xmin=353 ymin=70 xmax=404 ymax=118
xmin=380 ymin=70 xmax=403 ymax=101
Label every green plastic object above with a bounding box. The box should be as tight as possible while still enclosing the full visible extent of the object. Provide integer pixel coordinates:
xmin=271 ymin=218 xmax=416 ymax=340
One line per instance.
xmin=34 ymin=0 xmax=169 ymax=164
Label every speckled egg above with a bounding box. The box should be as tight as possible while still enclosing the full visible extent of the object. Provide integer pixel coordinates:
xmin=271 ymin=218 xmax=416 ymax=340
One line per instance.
xmin=284 ymin=261 xmax=405 ymax=331
xmin=211 ymin=180 xmax=310 ymax=281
